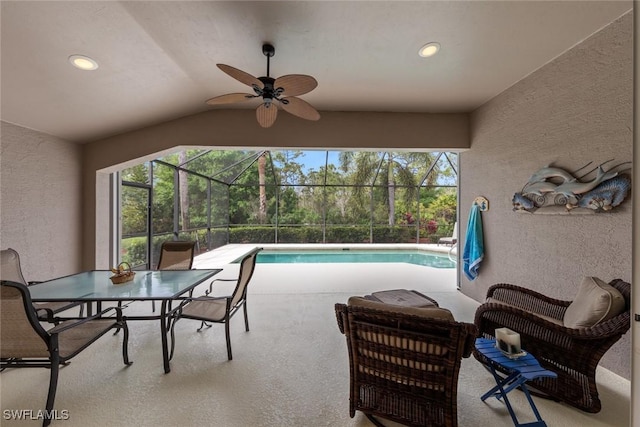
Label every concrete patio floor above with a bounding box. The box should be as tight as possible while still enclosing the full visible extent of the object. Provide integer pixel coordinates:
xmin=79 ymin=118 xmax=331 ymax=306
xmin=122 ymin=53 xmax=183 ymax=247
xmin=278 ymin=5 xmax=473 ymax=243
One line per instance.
xmin=0 ymin=244 xmax=630 ymax=427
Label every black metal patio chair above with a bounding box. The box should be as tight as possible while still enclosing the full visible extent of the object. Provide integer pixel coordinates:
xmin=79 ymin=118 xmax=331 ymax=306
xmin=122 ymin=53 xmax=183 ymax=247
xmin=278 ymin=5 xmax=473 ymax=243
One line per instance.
xmin=1 ymin=248 xmax=84 ymax=322
xmin=1 ymin=280 xmax=132 ymax=427
xmin=172 ymin=247 xmax=262 ymax=360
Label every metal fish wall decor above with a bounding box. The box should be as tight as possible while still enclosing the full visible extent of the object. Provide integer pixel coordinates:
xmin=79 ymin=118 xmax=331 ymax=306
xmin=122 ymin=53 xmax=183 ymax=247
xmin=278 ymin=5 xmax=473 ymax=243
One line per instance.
xmin=512 ymin=160 xmax=631 ymax=213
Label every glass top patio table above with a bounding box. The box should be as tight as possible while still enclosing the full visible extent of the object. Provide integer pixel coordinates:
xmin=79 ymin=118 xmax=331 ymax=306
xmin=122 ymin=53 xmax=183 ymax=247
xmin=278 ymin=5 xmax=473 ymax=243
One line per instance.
xmin=28 ymin=269 xmax=222 ymax=373
xmin=29 ymin=270 xmax=221 ymax=301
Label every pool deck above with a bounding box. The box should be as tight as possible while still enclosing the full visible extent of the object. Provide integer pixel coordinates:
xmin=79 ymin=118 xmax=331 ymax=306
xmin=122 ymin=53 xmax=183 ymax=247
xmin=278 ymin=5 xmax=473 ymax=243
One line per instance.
xmin=192 ymin=243 xmax=458 ymax=269
xmin=192 ymin=243 xmax=459 ymax=296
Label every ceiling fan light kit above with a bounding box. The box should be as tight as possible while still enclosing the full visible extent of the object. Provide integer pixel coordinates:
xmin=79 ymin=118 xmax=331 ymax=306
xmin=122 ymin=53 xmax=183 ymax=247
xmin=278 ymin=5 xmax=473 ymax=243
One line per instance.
xmin=207 ymin=43 xmax=320 ymax=128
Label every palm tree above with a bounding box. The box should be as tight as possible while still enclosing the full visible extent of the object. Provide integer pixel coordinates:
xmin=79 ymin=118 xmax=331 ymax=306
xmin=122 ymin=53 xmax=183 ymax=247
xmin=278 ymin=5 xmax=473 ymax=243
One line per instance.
xmin=178 ymin=151 xmax=190 ymax=230
xmin=257 ymin=152 xmax=267 ymax=223
xmin=384 ymin=152 xmax=419 ymax=225
xmin=340 ymin=152 xmax=424 ymax=226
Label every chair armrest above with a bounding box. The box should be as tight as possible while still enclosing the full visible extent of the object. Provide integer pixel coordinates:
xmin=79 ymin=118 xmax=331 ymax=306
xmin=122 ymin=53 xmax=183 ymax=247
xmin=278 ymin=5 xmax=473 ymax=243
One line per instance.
xmin=193 ymin=295 xmax=231 ymax=301
xmin=206 ymin=278 xmax=238 ymax=295
xmin=335 ymin=303 xmax=347 ymax=334
xmin=47 ymin=306 xmax=125 ymax=334
xmin=568 ymin=309 xmax=631 ymax=338
xmin=486 ymin=283 xmax=570 ymax=319
xmin=475 ymin=302 xmax=573 ymax=356
xmin=35 ymin=306 xmax=57 ymax=323
xmin=476 ymin=302 xmax=565 ymax=331
xmin=460 ymin=322 xmax=479 ymax=358
xmin=475 ymin=301 xmax=628 ymax=344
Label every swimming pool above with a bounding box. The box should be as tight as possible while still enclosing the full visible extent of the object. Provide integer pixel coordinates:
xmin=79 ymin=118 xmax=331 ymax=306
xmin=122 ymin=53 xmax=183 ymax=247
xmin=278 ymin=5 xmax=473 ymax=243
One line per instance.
xmin=256 ymin=250 xmax=455 ymax=269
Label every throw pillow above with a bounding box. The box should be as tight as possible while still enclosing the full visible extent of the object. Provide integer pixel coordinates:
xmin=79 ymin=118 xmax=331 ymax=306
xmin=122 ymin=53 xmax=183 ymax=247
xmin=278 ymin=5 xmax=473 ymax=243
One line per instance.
xmin=563 ymin=276 xmax=625 ymax=328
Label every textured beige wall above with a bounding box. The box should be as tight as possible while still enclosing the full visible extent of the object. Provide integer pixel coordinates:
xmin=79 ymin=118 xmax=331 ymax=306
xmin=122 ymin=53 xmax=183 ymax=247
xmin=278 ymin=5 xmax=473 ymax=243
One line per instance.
xmin=82 ymin=111 xmax=469 ymax=268
xmin=84 ymin=111 xmax=469 ymax=171
xmin=460 ymin=13 xmax=632 ymax=378
xmin=0 ymin=122 xmax=83 ymax=280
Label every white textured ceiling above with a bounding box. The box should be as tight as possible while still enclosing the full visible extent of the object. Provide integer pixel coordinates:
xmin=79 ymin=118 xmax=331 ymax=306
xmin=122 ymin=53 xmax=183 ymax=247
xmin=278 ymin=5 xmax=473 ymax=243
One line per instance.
xmin=0 ymin=1 xmax=632 ymax=143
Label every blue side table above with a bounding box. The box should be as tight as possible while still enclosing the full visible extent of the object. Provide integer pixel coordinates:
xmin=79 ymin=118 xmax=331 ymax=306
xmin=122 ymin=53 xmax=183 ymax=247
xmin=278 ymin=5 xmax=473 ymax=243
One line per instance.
xmin=475 ymin=338 xmax=557 ymax=427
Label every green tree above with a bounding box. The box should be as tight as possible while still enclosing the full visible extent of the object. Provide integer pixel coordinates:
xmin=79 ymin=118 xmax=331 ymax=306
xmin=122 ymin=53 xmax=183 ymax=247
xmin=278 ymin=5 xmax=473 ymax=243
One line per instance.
xmin=122 ymin=163 xmax=149 ymax=184
xmin=152 ymin=161 xmax=175 ymax=234
xmin=340 ymin=152 xmax=431 ymax=226
xmin=120 ymin=149 xmax=457 ymax=245
xmin=324 ymin=164 xmax=351 ymax=224
xmin=178 ymin=151 xmax=190 ymax=230
xmin=278 ymin=186 xmax=304 ymax=224
xmin=273 ymin=150 xmax=305 ymax=185
xmin=423 ymin=189 xmax=457 ymax=235
xmin=121 ymin=163 xmax=149 ymax=237
xmin=258 ymin=152 xmax=267 ymax=223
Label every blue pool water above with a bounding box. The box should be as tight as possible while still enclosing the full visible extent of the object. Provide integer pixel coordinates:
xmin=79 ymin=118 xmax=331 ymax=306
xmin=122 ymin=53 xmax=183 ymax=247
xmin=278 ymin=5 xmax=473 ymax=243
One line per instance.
xmin=256 ymin=251 xmax=455 ymax=269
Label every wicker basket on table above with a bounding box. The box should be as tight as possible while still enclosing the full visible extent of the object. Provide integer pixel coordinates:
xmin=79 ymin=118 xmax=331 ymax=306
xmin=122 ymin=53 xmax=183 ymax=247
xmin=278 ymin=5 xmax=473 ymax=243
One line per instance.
xmin=110 ymin=262 xmax=135 ymax=285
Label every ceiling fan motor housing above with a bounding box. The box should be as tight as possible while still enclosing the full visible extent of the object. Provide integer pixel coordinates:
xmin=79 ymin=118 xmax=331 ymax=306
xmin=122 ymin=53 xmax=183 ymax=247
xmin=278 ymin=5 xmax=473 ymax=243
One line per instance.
xmin=256 ymin=76 xmax=279 ymax=105
xmin=262 ymin=43 xmax=275 ymax=57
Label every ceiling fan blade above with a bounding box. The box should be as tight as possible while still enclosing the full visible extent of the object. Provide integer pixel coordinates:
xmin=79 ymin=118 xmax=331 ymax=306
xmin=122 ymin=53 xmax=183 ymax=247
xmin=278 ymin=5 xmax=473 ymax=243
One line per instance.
xmin=256 ymin=103 xmax=278 ymax=128
xmin=217 ymin=64 xmax=263 ymax=89
xmin=281 ymin=97 xmax=320 ymax=121
xmin=274 ymin=74 xmax=318 ymax=97
xmin=206 ymin=93 xmax=256 ymax=105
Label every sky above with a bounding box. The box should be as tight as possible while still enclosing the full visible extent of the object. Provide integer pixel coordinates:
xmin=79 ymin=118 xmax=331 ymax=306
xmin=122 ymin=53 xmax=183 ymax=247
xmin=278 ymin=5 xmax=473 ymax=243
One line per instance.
xmin=278 ymin=150 xmax=343 ymax=173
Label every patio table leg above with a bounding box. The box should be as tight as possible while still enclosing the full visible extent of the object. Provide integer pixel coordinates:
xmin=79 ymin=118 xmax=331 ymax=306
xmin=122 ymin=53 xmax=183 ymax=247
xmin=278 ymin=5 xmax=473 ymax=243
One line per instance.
xmin=160 ymin=299 xmax=171 ymax=373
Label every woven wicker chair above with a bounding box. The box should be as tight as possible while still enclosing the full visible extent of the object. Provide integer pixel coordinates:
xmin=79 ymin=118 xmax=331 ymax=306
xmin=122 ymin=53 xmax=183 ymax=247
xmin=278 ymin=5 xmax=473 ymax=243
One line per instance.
xmin=1 ymin=248 xmax=84 ymax=322
xmin=172 ymin=247 xmax=262 ymax=360
xmin=335 ymin=297 xmax=478 ymax=427
xmin=473 ymin=279 xmax=631 ymax=413
xmin=1 ymin=280 xmax=132 ymax=427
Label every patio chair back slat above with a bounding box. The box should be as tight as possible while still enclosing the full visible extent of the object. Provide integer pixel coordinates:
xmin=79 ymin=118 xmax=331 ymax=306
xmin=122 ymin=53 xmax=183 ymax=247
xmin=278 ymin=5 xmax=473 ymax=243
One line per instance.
xmin=230 ymin=250 xmax=259 ymax=309
xmin=157 ymin=241 xmax=196 ymax=270
xmin=1 ymin=248 xmax=28 ymax=284
xmin=1 ymin=284 xmax=49 ymax=358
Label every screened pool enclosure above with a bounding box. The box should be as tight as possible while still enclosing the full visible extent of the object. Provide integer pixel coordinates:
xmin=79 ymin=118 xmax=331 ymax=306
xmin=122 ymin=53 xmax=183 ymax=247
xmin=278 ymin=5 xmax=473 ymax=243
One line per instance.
xmin=119 ymin=150 xmax=457 ymax=269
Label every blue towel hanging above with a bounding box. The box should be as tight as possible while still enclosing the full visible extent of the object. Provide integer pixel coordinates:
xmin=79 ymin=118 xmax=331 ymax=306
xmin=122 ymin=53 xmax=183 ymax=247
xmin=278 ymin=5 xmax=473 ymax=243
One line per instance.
xmin=463 ymin=204 xmax=484 ymax=281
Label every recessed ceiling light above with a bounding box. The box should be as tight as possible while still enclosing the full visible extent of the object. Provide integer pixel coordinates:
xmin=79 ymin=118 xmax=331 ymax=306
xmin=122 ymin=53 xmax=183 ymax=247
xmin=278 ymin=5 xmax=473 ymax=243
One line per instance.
xmin=418 ymin=42 xmax=440 ymax=58
xmin=68 ymin=55 xmax=99 ymax=71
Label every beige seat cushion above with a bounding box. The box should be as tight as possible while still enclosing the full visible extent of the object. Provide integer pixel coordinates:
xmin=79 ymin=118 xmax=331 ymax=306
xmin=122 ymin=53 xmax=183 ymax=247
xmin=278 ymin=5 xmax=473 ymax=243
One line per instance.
xmin=563 ymin=277 xmax=625 ymax=329
xmin=348 ymin=296 xmax=454 ymax=321
xmin=180 ymin=297 xmax=227 ymax=322
xmin=369 ymin=289 xmax=437 ymax=308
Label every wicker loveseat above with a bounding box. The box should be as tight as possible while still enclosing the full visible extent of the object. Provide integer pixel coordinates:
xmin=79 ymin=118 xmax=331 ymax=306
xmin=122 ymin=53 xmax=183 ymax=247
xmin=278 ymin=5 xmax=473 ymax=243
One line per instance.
xmin=336 ymin=297 xmax=477 ymax=427
xmin=473 ymin=278 xmax=631 ymax=413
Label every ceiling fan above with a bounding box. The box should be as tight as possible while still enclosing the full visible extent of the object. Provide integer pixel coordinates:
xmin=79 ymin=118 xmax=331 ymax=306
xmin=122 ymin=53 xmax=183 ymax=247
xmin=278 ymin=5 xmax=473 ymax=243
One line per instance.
xmin=206 ymin=43 xmax=320 ymax=128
